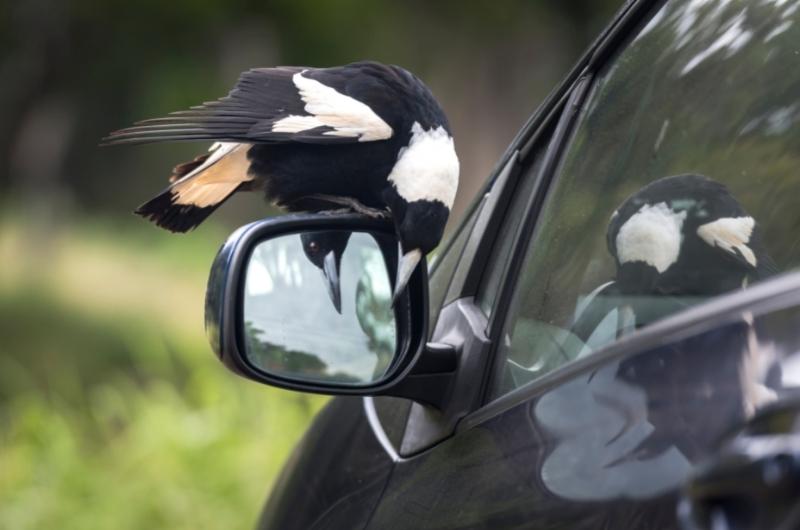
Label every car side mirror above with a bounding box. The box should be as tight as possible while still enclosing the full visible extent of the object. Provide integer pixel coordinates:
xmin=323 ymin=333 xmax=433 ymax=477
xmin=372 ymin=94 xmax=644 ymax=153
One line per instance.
xmin=205 ymin=213 xmax=457 ymax=407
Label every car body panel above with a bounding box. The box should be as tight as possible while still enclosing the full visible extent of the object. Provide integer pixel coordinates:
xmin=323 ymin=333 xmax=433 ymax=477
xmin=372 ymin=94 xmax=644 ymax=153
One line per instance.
xmin=257 ymin=397 xmax=394 ymax=530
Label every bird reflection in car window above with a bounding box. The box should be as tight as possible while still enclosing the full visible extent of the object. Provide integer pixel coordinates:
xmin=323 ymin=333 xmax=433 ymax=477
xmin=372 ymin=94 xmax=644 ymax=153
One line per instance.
xmin=570 ymin=174 xmax=777 ymax=346
xmin=607 ymin=175 xmax=775 ymax=297
xmin=490 ymin=0 xmax=800 ymax=399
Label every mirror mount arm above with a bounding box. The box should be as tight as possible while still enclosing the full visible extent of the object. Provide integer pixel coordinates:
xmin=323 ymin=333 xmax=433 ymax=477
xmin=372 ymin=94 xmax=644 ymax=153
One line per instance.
xmin=384 ymin=342 xmax=458 ymax=409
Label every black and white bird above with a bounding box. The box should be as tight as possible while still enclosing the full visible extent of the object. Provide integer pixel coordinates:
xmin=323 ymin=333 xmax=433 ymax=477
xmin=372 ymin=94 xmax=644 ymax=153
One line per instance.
xmin=300 ymin=230 xmax=351 ymax=314
xmin=103 ymin=61 xmax=459 ymax=300
xmin=607 ymin=173 xmax=776 ymax=297
xmin=571 ymin=174 xmax=776 ymax=344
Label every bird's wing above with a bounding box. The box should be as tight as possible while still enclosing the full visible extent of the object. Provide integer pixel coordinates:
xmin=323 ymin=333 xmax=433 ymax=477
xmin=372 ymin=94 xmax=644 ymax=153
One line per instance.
xmin=101 ymin=66 xmax=395 ymax=146
xmin=696 ymin=216 xmax=761 ymax=270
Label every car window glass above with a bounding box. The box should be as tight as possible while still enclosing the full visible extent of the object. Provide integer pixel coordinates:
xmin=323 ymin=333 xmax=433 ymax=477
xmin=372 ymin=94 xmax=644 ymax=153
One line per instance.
xmin=428 ymin=202 xmax=481 ymax=332
xmin=491 ymin=0 xmax=800 ymax=398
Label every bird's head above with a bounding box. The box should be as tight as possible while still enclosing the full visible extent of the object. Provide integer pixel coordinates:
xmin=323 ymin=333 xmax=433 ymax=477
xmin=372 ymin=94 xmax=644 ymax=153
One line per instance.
xmin=608 ymin=174 xmax=768 ymax=296
xmin=382 ymin=120 xmax=459 ymax=304
xmin=300 ymin=230 xmax=351 ymax=313
xmin=387 ymin=197 xmax=451 ymax=305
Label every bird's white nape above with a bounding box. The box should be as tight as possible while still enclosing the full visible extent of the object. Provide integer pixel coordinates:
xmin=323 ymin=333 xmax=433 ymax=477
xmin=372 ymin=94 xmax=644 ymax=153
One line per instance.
xmin=387 ymin=122 xmax=459 ymax=208
xmin=697 ymin=216 xmax=757 ymax=266
xmin=615 ymin=202 xmax=687 ymax=272
xmin=271 ymin=71 xmax=394 ymax=142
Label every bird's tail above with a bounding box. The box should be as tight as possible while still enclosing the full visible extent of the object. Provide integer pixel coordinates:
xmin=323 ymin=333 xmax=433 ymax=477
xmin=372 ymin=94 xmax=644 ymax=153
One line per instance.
xmin=135 ymin=142 xmax=253 ymax=233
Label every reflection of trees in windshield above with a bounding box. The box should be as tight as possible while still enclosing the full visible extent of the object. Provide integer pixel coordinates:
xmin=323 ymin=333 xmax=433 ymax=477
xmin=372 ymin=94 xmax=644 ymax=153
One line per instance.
xmin=244 ymin=321 xmax=361 ymax=384
xmin=516 ymin=0 xmax=800 ymax=331
xmin=526 ymin=0 xmax=800 ymax=495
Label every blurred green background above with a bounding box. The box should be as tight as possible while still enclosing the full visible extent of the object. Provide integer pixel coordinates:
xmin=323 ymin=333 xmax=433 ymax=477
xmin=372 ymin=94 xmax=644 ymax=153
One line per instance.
xmin=0 ymin=1 xmax=618 ymax=528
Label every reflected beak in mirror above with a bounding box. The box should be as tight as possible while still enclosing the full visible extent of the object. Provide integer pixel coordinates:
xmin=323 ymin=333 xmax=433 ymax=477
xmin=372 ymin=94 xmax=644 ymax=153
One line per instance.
xmin=392 ymin=247 xmax=422 ymax=306
xmin=322 ymin=250 xmax=342 ymax=314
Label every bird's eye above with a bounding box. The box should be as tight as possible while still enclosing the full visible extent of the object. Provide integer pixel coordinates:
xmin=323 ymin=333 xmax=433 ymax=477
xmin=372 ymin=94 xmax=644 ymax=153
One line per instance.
xmin=308 ymin=241 xmax=319 ymax=253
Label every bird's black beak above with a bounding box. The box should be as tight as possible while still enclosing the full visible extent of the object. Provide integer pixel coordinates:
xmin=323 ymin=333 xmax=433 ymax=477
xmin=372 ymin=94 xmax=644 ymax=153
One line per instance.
xmin=321 ymin=250 xmax=342 ymax=314
xmin=392 ymin=246 xmax=422 ymax=307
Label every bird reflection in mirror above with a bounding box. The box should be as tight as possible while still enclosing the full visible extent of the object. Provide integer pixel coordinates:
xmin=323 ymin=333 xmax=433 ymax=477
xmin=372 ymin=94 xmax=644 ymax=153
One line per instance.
xmin=300 ymin=231 xmax=351 ymax=314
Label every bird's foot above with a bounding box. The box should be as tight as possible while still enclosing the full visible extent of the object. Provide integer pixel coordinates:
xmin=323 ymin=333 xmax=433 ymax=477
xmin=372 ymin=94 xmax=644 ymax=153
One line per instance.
xmin=320 ymin=208 xmax=354 ymax=215
xmin=302 ymin=194 xmax=391 ymax=219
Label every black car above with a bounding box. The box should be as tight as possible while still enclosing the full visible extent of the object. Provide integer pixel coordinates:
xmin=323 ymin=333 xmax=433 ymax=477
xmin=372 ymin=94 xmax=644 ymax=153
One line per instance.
xmin=205 ymin=0 xmax=800 ymax=528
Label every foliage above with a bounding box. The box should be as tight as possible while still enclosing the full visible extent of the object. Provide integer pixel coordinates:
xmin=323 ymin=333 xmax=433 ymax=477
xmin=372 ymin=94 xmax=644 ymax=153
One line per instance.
xmin=0 ymin=218 xmax=326 ymax=529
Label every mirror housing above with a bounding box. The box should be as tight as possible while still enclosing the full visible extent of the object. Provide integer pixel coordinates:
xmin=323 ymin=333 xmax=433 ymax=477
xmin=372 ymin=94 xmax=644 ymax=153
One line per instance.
xmin=205 ymin=213 xmax=456 ymax=408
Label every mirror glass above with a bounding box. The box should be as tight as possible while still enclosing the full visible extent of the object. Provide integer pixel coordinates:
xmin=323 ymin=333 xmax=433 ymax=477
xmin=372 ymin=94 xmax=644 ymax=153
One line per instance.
xmin=242 ymin=229 xmax=398 ymax=386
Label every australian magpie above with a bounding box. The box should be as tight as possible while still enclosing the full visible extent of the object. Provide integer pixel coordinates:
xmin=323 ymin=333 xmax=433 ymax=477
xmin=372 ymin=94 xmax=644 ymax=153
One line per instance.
xmin=103 ymin=61 xmax=459 ymax=301
xmin=571 ymin=174 xmax=776 ymax=343
xmin=300 ymin=230 xmax=351 ymax=314
xmin=607 ymin=174 xmax=776 ymax=297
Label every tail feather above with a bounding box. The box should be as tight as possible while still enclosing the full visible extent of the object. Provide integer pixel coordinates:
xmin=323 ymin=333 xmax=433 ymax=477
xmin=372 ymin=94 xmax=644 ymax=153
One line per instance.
xmin=136 ymin=142 xmax=253 ymax=232
xmin=135 ymin=182 xmax=243 ymax=233
xmin=170 ymin=153 xmax=211 ymax=183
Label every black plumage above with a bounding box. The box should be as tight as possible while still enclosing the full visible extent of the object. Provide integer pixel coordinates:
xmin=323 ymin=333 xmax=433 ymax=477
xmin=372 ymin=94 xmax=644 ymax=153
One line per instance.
xmin=103 ymin=61 xmax=460 ymax=299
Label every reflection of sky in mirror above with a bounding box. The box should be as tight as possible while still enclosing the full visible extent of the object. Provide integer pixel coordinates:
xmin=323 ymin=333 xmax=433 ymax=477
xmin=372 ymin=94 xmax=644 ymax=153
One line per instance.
xmin=244 ymin=232 xmax=394 ymax=382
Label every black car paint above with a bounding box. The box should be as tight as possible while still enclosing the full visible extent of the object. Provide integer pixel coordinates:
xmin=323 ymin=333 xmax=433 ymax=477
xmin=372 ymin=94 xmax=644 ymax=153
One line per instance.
xmin=257 ymin=397 xmax=395 ymax=530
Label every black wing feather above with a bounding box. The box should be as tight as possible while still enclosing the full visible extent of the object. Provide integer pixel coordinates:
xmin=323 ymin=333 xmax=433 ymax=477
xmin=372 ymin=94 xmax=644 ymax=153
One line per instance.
xmin=101 ymin=67 xmax=361 ymax=146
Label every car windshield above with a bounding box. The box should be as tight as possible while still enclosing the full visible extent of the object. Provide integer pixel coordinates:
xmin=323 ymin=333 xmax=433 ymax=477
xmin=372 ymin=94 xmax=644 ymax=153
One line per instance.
xmin=493 ymin=0 xmax=800 ymax=396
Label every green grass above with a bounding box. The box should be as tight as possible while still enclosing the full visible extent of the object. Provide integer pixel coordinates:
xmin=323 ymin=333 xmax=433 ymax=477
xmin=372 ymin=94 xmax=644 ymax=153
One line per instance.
xmin=0 ymin=216 xmax=326 ymax=529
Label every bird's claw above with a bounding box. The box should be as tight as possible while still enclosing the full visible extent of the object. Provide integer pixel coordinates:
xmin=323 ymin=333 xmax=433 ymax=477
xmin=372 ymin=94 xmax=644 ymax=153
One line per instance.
xmin=358 ymin=207 xmax=391 ymax=220
xmin=301 ymin=194 xmax=391 ymax=219
xmin=320 ymin=208 xmax=354 ymax=216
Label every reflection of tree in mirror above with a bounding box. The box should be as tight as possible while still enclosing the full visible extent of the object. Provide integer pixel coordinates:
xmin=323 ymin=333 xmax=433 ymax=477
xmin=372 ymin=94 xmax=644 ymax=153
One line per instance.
xmin=244 ymin=321 xmax=326 ymax=374
xmin=355 ymin=250 xmax=396 ymax=378
xmin=244 ymin=321 xmax=361 ymax=384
